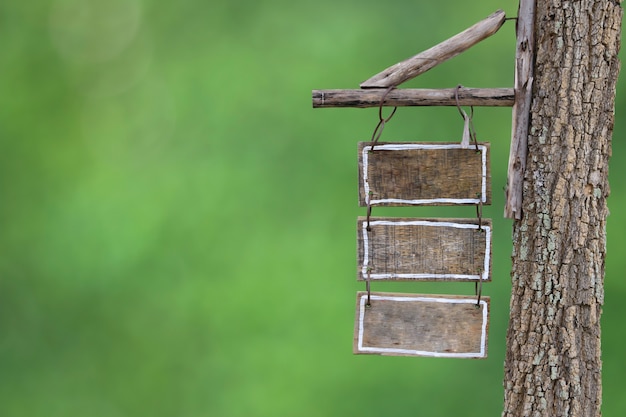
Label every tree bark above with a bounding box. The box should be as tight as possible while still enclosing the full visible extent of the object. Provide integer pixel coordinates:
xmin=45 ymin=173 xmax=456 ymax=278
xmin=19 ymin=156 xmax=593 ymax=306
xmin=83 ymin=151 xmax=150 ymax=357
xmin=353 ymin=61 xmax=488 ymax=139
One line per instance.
xmin=503 ymin=1 xmax=622 ymax=416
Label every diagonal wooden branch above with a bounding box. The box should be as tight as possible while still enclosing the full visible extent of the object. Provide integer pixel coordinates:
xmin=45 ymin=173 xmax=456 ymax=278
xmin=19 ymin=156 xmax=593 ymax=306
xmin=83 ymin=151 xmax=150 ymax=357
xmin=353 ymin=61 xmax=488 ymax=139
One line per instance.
xmin=360 ymin=10 xmax=506 ymax=89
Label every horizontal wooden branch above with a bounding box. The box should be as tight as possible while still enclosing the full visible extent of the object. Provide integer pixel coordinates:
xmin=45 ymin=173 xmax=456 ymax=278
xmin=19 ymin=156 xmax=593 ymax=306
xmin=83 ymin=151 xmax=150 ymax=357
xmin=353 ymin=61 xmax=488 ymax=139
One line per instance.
xmin=312 ymin=88 xmax=514 ymax=108
xmin=360 ymin=10 xmax=506 ymax=88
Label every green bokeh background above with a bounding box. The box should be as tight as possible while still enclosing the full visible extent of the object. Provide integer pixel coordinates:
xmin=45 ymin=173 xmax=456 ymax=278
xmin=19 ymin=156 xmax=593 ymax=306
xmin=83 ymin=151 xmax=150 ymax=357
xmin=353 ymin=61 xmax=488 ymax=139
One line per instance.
xmin=1 ymin=0 xmax=624 ymax=416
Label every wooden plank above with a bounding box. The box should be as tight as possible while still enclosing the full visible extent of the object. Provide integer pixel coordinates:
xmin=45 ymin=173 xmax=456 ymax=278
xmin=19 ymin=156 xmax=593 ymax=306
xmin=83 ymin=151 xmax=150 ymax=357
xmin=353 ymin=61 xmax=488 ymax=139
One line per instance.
xmin=354 ymin=292 xmax=489 ymax=358
xmin=360 ymin=10 xmax=506 ymax=88
xmin=358 ymin=142 xmax=491 ymax=206
xmin=357 ymin=217 xmax=492 ymax=282
xmin=312 ymin=88 xmax=514 ymax=108
xmin=504 ymin=0 xmax=536 ymax=219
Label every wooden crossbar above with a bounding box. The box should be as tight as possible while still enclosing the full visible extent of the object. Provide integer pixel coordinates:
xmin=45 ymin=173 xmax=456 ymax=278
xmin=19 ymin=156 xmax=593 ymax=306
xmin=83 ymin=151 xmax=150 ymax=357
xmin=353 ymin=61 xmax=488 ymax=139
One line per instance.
xmin=312 ymin=88 xmax=514 ymax=108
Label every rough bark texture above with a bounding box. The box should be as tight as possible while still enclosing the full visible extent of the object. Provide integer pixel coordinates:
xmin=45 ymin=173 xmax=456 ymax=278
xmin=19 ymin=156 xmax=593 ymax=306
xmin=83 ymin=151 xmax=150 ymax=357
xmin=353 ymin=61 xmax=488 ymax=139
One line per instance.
xmin=503 ymin=1 xmax=622 ymax=417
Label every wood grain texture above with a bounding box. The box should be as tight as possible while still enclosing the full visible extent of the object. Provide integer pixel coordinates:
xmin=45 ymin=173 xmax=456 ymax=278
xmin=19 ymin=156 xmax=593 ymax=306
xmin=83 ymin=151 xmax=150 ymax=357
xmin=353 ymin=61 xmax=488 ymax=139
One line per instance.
xmin=360 ymin=10 xmax=506 ymax=88
xmin=354 ymin=292 xmax=489 ymax=358
xmin=504 ymin=0 xmax=535 ymax=219
xmin=357 ymin=217 xmax=492 ymax=282
xmin=312 ymin=88 xmax=514 ymax=108
xmin=358 ymin=142 xmax=491 ymax=206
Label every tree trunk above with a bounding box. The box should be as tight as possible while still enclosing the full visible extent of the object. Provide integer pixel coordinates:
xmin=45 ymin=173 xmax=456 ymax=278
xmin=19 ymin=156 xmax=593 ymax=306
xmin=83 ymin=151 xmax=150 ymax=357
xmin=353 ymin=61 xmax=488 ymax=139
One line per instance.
xmin=502 ymin=1 xmax=622 ymax=416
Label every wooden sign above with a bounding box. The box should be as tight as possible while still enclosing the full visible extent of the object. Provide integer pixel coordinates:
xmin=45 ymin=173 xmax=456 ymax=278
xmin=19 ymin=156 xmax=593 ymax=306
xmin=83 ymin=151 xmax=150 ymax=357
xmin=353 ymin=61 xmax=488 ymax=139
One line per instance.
xmin=358 ymin=142 xmax=491 ymax=206
xmin=310 ymin=9 xmax=503 ymax=362
xmin=354 ymin=292 xmax=489 ymax=358
xmin=357 ymin=217 xmax=491 ymax=282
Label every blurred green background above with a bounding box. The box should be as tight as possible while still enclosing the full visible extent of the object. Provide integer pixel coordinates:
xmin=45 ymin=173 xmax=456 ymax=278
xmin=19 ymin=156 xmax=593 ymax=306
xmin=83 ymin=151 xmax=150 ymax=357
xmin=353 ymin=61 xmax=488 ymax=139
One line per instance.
xmin=1 ymin=0 xmax=624 ymax=416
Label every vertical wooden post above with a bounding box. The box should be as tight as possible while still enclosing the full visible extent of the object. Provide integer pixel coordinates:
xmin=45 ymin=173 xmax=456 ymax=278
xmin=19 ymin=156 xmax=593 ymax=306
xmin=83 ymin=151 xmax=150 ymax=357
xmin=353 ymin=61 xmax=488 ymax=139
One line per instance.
xmin=504 ymin=0 xmax=535 ymax=220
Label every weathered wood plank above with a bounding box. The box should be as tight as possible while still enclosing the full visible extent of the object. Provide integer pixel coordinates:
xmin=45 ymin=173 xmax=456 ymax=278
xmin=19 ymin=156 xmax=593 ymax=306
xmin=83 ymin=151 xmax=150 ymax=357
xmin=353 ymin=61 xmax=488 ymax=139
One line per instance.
xmin=312 ymin=88 xmax=514 ymax=108
xmin=360 ymin=10 xmax=506 ymax=88
xmin=354 ymin=292 xmax=490 ymax=358
xmin=358 ymin=142 xmax=491 ymax=206
xmin=504 ymin=0 xmax=536 ymax=219
xmin=357 ymin=217 xmax=492 ymax=282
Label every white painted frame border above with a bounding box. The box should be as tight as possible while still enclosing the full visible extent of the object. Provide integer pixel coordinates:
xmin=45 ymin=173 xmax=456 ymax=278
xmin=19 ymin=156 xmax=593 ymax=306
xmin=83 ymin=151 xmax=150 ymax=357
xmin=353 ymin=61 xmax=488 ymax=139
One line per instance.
xmin=356 ymin=294 xmax=489 ymax=358
xmin=361 ymin=219 xmax=491 ymax=281
xmin=362 ymin=143 xmax=488 ymax=205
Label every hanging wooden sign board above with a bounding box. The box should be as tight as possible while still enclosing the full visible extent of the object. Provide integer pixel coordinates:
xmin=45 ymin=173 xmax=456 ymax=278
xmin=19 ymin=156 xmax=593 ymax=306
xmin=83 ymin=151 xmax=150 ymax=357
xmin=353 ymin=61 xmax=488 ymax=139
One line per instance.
xmin=358 ymin=142 xmax=491 ymax=206
xmin=357 ymin=217 xmax=491 ymax=282
xmin=354 ymin=292 xmax=489 ymax=358
xmin=309 ymin=8 xmax=507 ymax=361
